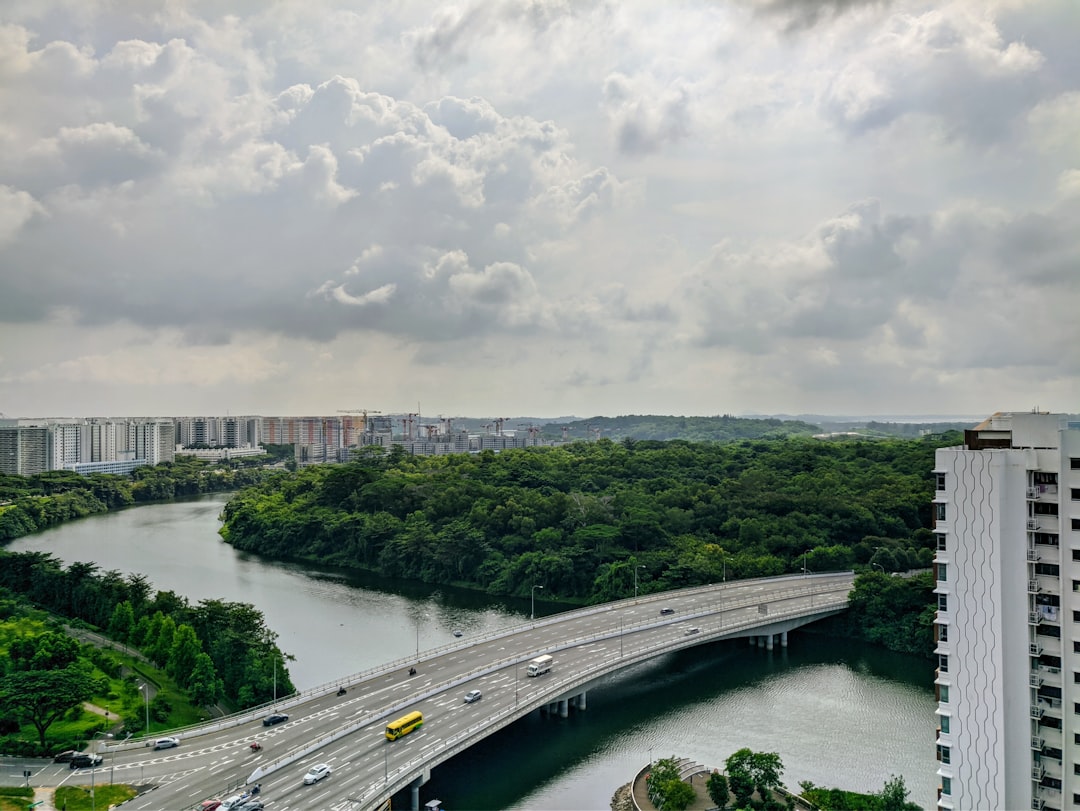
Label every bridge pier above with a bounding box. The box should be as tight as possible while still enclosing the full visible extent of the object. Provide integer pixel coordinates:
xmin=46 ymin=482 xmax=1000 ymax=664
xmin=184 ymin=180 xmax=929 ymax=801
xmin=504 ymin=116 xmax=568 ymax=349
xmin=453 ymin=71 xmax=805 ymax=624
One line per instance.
xmin=409 ymin=772 xmax=429 ymax=811
xmin=781 ymin=631 xmax=788 ymax=647
xmin=577 ymin=691 xmax=587 ymax=710
xmin=766 ymin=634 xmax=774 ymax=651
xmin=559 ymin=699 xmax=568 ymax=718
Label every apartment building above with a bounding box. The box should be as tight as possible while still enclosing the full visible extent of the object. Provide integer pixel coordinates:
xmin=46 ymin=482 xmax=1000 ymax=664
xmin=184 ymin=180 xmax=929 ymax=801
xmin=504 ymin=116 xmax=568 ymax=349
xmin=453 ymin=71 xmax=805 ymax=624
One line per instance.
xmin=0 ymin=424 xmax=50 ymax=475
xmin=934 ymin=412 xmax=1080 ymax=811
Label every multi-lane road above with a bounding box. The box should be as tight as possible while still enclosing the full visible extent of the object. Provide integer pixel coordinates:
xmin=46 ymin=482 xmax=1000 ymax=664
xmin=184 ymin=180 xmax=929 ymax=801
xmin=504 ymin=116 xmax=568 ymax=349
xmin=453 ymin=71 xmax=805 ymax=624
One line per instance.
xmin=39 ymin=572 xmax=854 ymax=811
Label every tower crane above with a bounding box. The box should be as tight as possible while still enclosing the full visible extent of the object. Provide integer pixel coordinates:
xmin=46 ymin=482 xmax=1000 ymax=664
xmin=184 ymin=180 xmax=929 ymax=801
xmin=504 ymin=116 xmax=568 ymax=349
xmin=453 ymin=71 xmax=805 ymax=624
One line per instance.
xmin=337 ymin=409 xmax=382 ymax=443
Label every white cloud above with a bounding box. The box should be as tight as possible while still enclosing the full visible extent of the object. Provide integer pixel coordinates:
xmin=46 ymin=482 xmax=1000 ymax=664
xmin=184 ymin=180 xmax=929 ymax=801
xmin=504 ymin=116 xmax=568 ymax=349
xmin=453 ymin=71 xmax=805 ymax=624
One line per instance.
xmin=0 ymin=0 xmax=1076 ymax=418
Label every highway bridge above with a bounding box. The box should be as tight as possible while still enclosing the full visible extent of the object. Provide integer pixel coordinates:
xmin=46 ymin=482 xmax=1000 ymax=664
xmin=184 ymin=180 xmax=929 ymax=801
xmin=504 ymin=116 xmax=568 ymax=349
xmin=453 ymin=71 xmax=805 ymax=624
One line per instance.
xmin=43 ymin=572 xmax=854 ymax=811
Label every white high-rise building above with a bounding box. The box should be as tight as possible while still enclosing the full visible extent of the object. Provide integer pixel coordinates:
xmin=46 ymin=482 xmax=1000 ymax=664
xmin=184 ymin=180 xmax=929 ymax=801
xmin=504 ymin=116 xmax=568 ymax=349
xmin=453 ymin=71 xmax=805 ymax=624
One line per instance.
xmin=934 ymin=412 xmax=1080 ymax=811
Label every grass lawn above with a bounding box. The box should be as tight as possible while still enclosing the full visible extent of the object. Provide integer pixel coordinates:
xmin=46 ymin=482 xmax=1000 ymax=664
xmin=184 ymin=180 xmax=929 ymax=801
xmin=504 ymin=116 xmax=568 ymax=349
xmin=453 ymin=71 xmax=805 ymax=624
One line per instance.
xmin=0 ymin=788 xmax=33 ymax=811
xmin=54 ymin=785 xmax=137 ymax=811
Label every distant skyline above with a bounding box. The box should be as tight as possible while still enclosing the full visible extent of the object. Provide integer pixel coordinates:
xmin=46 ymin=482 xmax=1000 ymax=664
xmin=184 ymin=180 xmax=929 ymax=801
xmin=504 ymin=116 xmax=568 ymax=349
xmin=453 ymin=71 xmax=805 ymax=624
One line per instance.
xmin=1 ymin=1 xmax=1078 ymax=418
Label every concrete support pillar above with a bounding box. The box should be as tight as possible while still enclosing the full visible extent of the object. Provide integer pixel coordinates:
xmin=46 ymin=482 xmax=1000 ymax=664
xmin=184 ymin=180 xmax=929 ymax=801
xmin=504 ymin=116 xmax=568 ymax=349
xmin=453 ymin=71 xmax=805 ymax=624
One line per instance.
xmin=577 ymin=691 xmax=587 ymax=711
xmin=781 ymin=631 xmax=789 ymax=648
xmin=559 ymin=699 xmax=568 ymax=718
xmin=410 ymin=775 xmax=427 ymax=811
xmin=766 ymin=634 xmax=774 ymax=651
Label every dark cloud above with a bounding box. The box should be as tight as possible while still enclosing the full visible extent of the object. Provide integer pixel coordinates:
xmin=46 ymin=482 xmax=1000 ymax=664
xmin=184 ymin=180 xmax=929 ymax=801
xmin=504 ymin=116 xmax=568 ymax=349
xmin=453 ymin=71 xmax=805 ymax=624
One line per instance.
xmin=747 ymin=0 xmax=891 ymax=32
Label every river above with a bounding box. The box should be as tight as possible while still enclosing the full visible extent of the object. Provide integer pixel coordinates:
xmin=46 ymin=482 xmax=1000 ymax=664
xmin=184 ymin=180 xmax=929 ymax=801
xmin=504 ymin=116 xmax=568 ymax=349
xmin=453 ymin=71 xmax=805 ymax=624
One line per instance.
xmin=5 ymin=493 xmax=938 ymax=809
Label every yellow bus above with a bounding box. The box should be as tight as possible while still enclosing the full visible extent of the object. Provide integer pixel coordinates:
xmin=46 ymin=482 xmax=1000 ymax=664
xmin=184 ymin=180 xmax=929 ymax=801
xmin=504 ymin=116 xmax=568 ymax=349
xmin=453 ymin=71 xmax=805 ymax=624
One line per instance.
xmin=385 ymin=710 xmax=424 ymax=741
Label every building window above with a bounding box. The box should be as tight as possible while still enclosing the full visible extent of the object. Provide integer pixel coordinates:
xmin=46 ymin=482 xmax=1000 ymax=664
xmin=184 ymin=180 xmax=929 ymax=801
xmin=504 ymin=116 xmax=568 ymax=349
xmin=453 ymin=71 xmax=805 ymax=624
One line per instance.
xmin=935 ymin=503 xmax=947 ymax=521
xmin=1036 ymin=562 xmax=1060 ymax=576
xmin=936 ymin=533 xmax=947 ymax=551
xmin=1074 ymin=763 xmax=1080 ymax=775
xmin=937 ymin=624 xmax=948 ymax=643
xmin=937 ymin=744 xmax=950 ymax=764
xmin=941 ymin=776 xmax=951 ymax=796
xmin=939 ymin=685 xmax=949 ymax=703
xmin=1073 ymin=550 xmax=1080 ymax=562
xmin=1074 ymin=672 xmax=1080 ymax=684
xmin=936 ymin=473 xmax=946 ymax=491
xmin=1071 ymin=458 xmax=1080 ymax=470
xmin=938 ymin=594 xmax=948 ymax=612
xmin=940 ymin=715 xmax=950 ymax=734
xmin=938 ymin=654 xmax=948 ymax=673
xmin=1073 ymin=519 xmax=1080 ymax=531
xmin=1074 ymin=640 xmax=1080 ymax=654
xmin=937 ymin=562 xmax=947 ymax=582
xmin=1035 ymin=502 xmax=1059 ymax=516
xmin=1072 ymin=488 xmax=1080 ymax=501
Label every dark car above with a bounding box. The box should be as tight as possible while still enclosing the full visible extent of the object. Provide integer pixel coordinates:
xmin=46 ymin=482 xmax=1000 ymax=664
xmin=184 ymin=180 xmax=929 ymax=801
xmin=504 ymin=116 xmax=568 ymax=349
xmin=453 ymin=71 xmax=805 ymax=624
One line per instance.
xmin=53 ymin=749 xmax=78 ymax=763
xmin=235 ymin=803 xmax=264 ymax=811
xmin=262 ymin=713 xmax=289 ymax=727
xmin=659 ymin=608 xmax=675 ymax=615
xmin=70 ymin=754 xmax=103 ymax=769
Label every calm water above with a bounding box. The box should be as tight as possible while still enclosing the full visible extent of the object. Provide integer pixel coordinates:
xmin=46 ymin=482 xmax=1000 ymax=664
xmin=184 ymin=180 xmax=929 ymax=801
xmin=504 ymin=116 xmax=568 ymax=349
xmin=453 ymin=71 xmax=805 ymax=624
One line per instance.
xmin=5 ymin=494 xmax=938 ymax=809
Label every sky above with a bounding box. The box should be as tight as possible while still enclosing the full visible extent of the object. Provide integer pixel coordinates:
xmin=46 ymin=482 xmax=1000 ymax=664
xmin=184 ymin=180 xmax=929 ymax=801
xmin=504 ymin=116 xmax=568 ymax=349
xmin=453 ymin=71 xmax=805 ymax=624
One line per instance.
xmin=1 ymin=0 xmax=1078 ymax=420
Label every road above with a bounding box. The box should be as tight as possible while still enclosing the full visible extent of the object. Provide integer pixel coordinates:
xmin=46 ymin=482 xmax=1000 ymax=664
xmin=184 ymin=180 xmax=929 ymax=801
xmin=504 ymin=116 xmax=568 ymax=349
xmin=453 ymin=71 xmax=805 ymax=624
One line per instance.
xmin=38 ymin=572 xmax=854 ymax=811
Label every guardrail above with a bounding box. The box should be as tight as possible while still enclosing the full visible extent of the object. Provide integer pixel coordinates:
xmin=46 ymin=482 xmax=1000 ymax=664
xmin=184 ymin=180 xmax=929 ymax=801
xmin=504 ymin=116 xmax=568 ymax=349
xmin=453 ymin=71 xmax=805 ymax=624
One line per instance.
xmin=105 ymin=572 xmax=851 ymax=755
xmin=232 ymin=577 xmax=852 ymax=806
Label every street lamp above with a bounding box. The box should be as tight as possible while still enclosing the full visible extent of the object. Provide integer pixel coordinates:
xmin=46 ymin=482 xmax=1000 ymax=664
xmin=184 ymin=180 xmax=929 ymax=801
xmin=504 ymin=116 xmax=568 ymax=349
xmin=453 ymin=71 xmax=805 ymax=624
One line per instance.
xmin=531 ymin=585 xmax=543 ymax=620
xmin=801 ymin=550 xmax=810 ymax=577
xmin=110 ymin=732 xmax=132 ymax=785
xmin=90 ymin=731 xmax=113 ymax=811
xmin=634 ymin=565 xmax=646 ymax=600
xmin=873 ymin=562 xmax=886 ymax=574
xmin=139 ymin=683 xmax=150 ymax=736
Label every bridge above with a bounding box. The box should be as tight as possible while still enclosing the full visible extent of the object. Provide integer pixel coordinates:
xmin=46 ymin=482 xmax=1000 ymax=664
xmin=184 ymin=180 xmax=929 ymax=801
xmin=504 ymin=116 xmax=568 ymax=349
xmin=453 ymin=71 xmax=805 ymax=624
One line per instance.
xmin=57 ymin=572 xmax=854 ymax=811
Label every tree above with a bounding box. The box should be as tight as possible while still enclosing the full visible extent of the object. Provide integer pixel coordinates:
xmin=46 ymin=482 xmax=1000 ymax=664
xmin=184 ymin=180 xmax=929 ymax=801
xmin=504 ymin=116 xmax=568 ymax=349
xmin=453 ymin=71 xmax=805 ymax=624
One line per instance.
xmin=878 ymin=774 xmax=919 ymax=811
xmin=9 ymin=632 xmax=80 ymax=672
xmin=188 ymin=652 xmax=223 ymax=707
xmin=107 ymin=600 xmax=136 ymax=642
xmin=707 ymin=771 xmax=730 ymax=809
xmin=0 ymin=666 xmax=96 ymax=747
xmin=167 ymin=624 xmax=203 ymax=686
xmin=725 ymin=748 xmax=784 ymax=808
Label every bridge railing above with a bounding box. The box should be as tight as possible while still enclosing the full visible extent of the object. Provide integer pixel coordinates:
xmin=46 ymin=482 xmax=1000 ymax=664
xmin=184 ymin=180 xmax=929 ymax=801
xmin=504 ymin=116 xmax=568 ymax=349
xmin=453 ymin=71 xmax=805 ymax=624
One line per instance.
xmin=106 ymin=573 xmax=853 ymax=754
xmin=351 ymin=585 xmax=852 ymax=809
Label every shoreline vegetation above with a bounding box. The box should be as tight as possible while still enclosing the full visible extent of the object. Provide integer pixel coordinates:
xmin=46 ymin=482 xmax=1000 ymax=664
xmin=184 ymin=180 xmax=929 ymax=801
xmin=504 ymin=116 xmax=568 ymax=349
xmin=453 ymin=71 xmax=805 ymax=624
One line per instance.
xmin=219 ymin=434 xmax=948 ymax=656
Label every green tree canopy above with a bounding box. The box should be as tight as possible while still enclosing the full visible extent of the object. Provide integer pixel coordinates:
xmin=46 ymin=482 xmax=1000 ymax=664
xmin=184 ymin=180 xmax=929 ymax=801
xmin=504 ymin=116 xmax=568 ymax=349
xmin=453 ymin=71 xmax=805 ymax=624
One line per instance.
xmin=0 ymin=666 xmax=96 ymax=746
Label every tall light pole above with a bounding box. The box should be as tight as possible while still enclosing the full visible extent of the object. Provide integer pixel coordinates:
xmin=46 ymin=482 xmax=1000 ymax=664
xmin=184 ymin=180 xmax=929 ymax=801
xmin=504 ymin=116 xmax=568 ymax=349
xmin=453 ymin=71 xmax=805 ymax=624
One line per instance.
xmin=139 ymin=683 xmax=150 ymax=735
xmin=634 ymin=565 xmax=645 ymax=600
xmin=531 ymin=585 xmax=543 ymax=620
xmin=873 ymin=562 xmax=886 ymax=574
xmin=802 ymin=550 xmax=810 ymax=577
xmin=90 ymin=731 xmax=113 ymax=811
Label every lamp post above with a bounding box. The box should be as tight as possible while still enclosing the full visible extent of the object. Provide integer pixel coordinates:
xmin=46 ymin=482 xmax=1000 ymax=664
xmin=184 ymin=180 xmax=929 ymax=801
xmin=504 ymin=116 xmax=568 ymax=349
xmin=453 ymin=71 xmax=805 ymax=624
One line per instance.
xmin=531 ymin=585 xmax=543 ymax=620
xmin=802 ymin=550 xmax=810 ymax=577
xmin=111 ymin=732 xmax=132 ymax=785
xmin=90 ymin=731 xmax=113 ymax=811
xmin=873 ymin=562 xmax=886 ymax=574
xmin=633 ymin=565 xmax=645 ymax=600
xmin=139 ymin=683 xmax=150 ymax=736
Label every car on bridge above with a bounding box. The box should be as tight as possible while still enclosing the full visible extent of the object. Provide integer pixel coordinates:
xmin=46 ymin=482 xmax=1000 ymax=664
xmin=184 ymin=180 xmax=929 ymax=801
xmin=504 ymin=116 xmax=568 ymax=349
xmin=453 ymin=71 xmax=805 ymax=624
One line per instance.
xmin=304 ymin=763 xmax=331 ymax=784
xmin=464 ymin=689 xmax=482 ymax=703
xmin=684 ymin=626 xmax=700 ymax=635
xmin=660 ymin=607 xmax=675 ymax=615
xmin=262 ymin=713 xmax=289 ymax=726
xmin=154 ymin=736 xmax=181 ymax=750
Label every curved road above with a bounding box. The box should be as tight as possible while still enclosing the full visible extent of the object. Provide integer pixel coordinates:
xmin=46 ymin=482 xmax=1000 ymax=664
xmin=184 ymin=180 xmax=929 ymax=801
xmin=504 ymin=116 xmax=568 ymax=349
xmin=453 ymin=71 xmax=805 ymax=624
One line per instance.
xmin=42 ymin=572 xmax=853 ymax=811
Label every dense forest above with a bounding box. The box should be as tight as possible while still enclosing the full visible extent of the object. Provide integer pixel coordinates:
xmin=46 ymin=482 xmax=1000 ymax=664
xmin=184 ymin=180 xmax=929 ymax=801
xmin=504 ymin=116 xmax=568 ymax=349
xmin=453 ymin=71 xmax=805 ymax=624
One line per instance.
xmin=220 ymin=435 xmax=957 ymax=616
xmin=0 ymin=457 xmax=273 ymax=541
xmin=540 ymin=414 xmax=823 ymax=442
xmin=0 ymin=551 xmax=294 ymax=714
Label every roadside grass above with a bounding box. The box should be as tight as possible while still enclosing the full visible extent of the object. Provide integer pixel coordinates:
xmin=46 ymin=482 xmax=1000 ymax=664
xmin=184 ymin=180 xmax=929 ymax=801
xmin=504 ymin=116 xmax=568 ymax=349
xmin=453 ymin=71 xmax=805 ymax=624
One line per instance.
xmin=0 ymin=615 xmax=209 ymax=754
xmin=54 ymin=785 xmax=137 ymax=811
xmin=0 ymin=787 xmax=33 ymax=811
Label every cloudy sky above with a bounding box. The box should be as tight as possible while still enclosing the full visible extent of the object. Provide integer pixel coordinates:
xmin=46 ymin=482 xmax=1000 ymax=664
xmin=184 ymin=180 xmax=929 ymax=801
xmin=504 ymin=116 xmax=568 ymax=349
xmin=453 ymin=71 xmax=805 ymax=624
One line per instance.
xmin=1 ymin=0 xmax=1077 ymax=420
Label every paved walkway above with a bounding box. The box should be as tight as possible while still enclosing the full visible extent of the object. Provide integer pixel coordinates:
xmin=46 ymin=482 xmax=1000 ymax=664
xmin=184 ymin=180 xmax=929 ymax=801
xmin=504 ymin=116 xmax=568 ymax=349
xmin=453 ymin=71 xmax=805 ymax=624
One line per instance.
xmin=32 ymin=787 xmax=57 ymax=811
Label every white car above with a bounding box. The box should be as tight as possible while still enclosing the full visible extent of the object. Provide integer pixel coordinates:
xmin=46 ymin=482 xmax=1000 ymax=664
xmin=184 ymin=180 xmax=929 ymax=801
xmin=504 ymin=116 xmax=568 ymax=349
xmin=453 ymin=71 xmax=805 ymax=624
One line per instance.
xmin=154 ymin=736 xmax=181 ymax=750
xmin=463 ymin=689 xmax=482 ymax=703
xmin=303 ymin=763 xmax=331 ymax=785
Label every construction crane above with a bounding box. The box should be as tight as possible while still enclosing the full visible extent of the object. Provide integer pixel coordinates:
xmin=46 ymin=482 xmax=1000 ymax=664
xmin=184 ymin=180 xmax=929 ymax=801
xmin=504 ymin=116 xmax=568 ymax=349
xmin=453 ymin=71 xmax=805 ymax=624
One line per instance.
xmin=492 ymin=417 xmax=508 ymax=436
xmin=518 ymin=423 xmax=541 ymax=444
xmin=337 ymin=409 xmax=382 ymax=444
